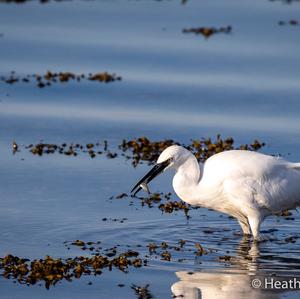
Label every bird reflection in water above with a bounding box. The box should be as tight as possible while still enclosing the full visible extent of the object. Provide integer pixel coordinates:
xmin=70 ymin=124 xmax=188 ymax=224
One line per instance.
xmin=171 ymin=238 xmax=298 ymax=299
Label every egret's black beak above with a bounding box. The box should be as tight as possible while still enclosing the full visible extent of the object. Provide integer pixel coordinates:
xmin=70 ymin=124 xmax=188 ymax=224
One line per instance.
xmin=131 ymin=159 xmax=171 ymax=196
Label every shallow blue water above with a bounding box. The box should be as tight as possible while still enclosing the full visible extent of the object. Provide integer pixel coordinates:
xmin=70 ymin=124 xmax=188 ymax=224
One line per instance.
xmin=1 ymin=0 xmax=300 ymax=298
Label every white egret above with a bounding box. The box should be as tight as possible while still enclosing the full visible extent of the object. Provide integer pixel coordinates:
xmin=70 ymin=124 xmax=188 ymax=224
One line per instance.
xmin=131 ymin=145 xmax=300 ymax=240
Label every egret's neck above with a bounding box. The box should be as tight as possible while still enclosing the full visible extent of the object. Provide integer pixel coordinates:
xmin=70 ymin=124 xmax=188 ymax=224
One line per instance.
xmin=172 ymin=155 xmax=215 ymax=207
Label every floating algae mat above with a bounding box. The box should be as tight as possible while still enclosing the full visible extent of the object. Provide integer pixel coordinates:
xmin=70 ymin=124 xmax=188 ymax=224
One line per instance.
xmin=0 ymin=253 xmax=144 ymax=289
xmin=14 ymin=141 xmax=117 ymax=158
xmin=182 ymin=25 xmax=232 ymax=39
xmin=1 ymin=71 xmax=121 ymax=88
xmin=119 ymin=135 xmax=265 ymax=166
xmin=14 ymin=136 xmax=265 ymax=166
xmin=0 ymin=240 xmax=214 ymax=289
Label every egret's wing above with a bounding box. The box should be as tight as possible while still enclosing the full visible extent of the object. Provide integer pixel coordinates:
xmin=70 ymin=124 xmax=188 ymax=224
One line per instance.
xmin=200 ymin=150 xmax=300 ymax=215
xmin=223 ymin=164 xmax=300 ymax=215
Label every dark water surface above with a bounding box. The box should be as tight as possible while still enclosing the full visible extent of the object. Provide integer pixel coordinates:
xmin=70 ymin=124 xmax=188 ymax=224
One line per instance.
xmin=1 ymin=0 xmax=300 ymax=298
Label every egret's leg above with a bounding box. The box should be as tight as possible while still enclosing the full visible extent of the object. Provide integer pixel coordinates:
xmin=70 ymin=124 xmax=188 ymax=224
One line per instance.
xmin=248 ymin=216 xmax=261 ymax=240
xmin=237 ymin=219 xmax=251 ymax=235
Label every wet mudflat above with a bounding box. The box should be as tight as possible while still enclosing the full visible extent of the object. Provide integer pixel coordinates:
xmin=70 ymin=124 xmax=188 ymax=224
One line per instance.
xmin=1 ymin=0 xmax=300 ymax=298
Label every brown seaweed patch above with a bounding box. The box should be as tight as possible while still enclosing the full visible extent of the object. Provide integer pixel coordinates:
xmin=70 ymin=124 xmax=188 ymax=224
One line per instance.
xmin=161 ymin=251 xmax=171 ymax=261
xmin=21 ymin=142 xmax=117 ymax=159
xmin=145 ymin=240 xmax=211 ymax=261
xmin=158 ymin=201 xmax=190 ymax=218
xmin=17 ymin=136 xmax=264 ymax=166
xmin=0 ymin=239 xmax=212 ymax=288
xmin=120 ymin=135 xmax=265 ymax=166
xmin=65 ymin=238 xmax=209 ymax=263
xmin=183 ymin=26 xmax=232 ymax=38
xmin=111 ymin=192 xmax=196 ymax=218
xmin=0 ymin=252 xmax=144 ymax=289
xmin=1 ymin=71 xmax=121 ymax=88
xmin=17 ymin=135 xmax=265 ymax=166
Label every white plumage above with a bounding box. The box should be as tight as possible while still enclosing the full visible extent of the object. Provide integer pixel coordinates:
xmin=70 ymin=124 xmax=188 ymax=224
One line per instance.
xmin=133 ymin=145 xmax=300 ymax=239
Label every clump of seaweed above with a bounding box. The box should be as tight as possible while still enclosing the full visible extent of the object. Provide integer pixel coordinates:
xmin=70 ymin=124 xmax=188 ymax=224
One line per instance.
xmin=22 ymin=141 xmax=117 ymax=159
xmin=112 ymin=192 xmax=196 ymax=218
xmin=183 ymin=26 xmax=232 ymax=38
xmin=145 ymin=240 xmax=211 ymax=262
xmin=67 ymin=239 xmax=211 ymax=267
xmin=187 ymin=135 xmax=265 ymax=162
xmin=0 ymin=71 xmax=121 ymax=88
xmin=0 ymin=252 xmax=144 ymax=289
xmin=16 ymin=136 xmax=265 ymax=168
xmin=0 ymin=238 xmax=213 ymax=288
xmin=120 ymin=135 xmax=265 ymax=166
xmin=158 ymin=201 xmax=190 ymax=217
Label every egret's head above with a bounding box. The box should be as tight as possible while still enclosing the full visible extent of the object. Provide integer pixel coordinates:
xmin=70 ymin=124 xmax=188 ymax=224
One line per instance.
xmin=131 ymin=145 xmax=190 ymax=196
xmin=157 ymin=145 xmax=191 ymax=170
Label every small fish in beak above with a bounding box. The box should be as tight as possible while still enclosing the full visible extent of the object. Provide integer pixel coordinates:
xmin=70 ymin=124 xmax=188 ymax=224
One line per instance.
xmin=131 ymin=159 xmax=171 ymax=196
xmin=140 ymin=182 xmax=151 ymax=194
